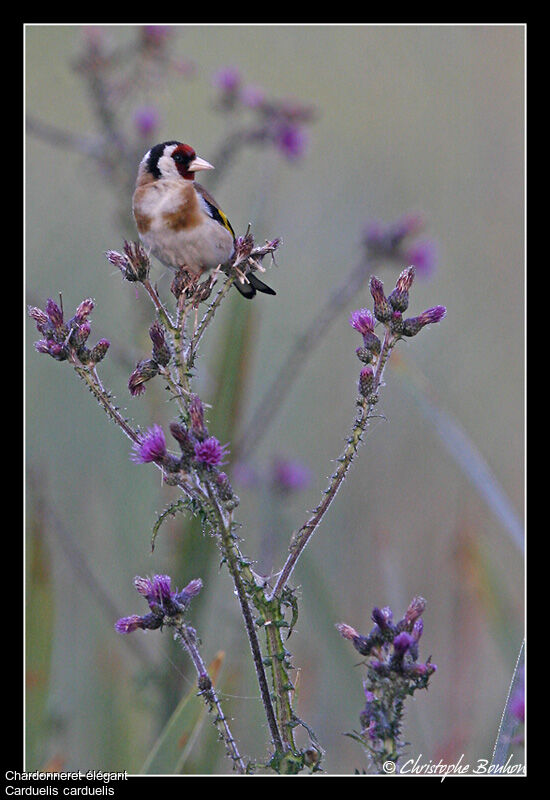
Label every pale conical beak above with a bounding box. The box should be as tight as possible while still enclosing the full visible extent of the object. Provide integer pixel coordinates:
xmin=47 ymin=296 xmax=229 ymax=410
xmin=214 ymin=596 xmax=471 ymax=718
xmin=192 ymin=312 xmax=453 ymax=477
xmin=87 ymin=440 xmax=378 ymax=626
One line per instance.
xmin=188 ymin=155 xmax=214 ymax=172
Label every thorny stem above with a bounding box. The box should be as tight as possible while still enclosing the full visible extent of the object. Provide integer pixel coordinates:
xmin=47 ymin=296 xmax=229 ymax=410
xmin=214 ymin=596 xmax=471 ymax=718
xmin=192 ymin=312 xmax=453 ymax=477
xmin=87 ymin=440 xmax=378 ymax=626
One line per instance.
xmin=72 ymin=361 xmax=140 ymax=446
xmin=205 ymin=483 xmax=284 ymax=754
xmin=270 ymin=327 xmax=396 ymax=601
xmin=142 ymin=278 xmax=175 ymax=330
xmin=262 ymin=604 xmax=296 ymax=752
xmin=173 ymin=624 xmax=247 ymax=774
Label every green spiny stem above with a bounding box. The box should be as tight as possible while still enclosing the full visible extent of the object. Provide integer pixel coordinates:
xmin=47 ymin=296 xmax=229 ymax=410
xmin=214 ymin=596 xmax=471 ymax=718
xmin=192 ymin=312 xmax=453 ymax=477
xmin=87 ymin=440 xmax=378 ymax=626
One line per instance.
xmin=204 ymin=483 xmax=284 ymax=755
xmin=261 ymin=602 xmax=297 ymax=753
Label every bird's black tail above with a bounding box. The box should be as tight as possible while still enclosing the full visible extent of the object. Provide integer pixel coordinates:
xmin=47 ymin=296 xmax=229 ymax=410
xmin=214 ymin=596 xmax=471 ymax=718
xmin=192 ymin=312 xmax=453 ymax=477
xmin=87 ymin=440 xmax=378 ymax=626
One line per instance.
xmin=234 ymin=273 xmax=276 ymax=299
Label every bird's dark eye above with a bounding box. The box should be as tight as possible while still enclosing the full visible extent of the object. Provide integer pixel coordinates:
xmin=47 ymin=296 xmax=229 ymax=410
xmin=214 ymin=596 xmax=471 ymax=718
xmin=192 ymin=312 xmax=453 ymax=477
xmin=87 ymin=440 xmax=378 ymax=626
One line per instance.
xmin=173 ymin=152 xmax=186 ymax=164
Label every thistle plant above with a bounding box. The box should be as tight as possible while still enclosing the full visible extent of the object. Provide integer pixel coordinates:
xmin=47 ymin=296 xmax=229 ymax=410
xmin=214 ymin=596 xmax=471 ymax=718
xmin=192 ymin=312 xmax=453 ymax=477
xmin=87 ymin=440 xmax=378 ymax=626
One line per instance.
xmin=337 ymin=597 xmax=437 ymax=773
xmin=29 ymin=240 xmax=445 ymax=773
xmin=26 ymin=25 xmax=453 ymax=776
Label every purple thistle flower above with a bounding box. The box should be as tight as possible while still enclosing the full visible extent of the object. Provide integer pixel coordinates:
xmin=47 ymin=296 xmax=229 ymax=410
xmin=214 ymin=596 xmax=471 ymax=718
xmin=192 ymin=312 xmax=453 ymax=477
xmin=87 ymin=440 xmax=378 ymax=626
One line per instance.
xmin=194 ymin=436 xmax=229 ymax=467
xmin=116 ymin=573 xmax=202 ymax=635
xmin=134 ymin=574 xmax=173 ymax=607
xmin=131 ymin=425 xmax=167 ymax=464
xmin=349 ymin=308 xmax=375 ymax=336
xmin=176 ymin=578 xmax=203 ymax=605
xmin=115 ymin=615 xmax=143 ymax=634
xmin=272 ymin=457 xmax=312 ymax=493
xmin=420 ymin=305 xmax=447 ymax=325
xmin=402 ymin=305 xmax=447 ymax=338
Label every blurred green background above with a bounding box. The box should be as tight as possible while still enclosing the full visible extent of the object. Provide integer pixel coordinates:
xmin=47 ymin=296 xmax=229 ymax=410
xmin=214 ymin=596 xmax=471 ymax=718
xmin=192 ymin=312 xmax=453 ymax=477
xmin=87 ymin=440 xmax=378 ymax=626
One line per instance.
xmin=25 ymin=24 xmax=524 ymax=775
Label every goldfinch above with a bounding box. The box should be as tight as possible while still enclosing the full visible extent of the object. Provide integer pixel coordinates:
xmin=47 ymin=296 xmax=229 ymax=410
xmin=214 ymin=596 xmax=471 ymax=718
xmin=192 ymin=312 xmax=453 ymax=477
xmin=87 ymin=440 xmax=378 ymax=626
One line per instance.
xmin=132 ymin=140 xmax=276 ymax=299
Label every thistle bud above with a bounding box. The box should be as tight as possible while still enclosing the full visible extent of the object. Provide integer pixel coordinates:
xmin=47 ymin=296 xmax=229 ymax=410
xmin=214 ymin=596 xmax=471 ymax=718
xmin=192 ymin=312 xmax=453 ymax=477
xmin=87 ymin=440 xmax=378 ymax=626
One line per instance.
xmin=358 ymin=365 xmax=375 ymax=398
xmin=169 ymin=422 xmax=196 ymax=458
xmin=402 ymin=306 xmax=446 ymax=337
xmin=369 ymin=276 xmax=392 ymax=323
xmin=28 ymin=306 xmax=50 ymax=333
xmin=356 ymin=346 xmax=373 ymax=364
xmin=215 ymin=471 xmax=234 ymax=502
xmin=73 ymin=298 xmax=95 ymax=324
xmin=149 ymin=321 xmax=171 ymax=367
xmin=388 ymin=266 xmax=415 ymax=312
xmin=89 ymin=338 xmax=110 ymax=363
xmin=106 ymin=241 xmax=150 ymax=283
xmin=389 ymin=310 xmax=404 ymax=335
xmin=404 ymin=595 xmax=427 ymax=626
xmin=128 ymin=359 xmax=159 ymax=396
xmin=71 ymin=322 xmax=91 ymax=350
xmin=189 ymin=394 xmax=207 ymax=439
xmin=372 ymin=606 xmax=393 ymax=630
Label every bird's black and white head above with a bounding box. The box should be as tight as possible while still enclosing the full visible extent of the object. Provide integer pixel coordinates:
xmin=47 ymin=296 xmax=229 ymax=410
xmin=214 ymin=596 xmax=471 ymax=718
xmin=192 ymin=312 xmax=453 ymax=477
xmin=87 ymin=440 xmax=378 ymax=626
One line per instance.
xmin=140 ymin=141 xmax=215 ymax=182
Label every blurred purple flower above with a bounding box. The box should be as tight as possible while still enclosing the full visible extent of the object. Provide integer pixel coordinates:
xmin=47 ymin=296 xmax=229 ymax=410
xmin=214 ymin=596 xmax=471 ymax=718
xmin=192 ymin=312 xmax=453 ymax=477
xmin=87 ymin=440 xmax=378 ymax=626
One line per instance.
xmin=212 ymin=65 xmax=241 ymax=93
xmin=272 ymin=457 xmax=312 ymax=493
xmin=142 ymin=25 xmax=173 ymax=46
xmin=391 ymin=212 xmax=426 ymax=241
xmin=131 ymin=425 xmax=167 ymax=464
xmin=133 ymin=105 xmax=161 ymax=138
xmin=403 ymin=238 xmax=438 ymax=279
xmin=274 ymin=123 xmax=309 ymax=161
xmin=363 ymin=218 xmax=387 ymax=250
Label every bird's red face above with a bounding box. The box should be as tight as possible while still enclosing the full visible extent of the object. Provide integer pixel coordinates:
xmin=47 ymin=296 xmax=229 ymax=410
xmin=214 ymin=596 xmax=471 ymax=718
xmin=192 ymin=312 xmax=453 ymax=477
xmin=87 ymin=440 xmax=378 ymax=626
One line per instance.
xmin=171 ymin=143 xmax=214 ymax=180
